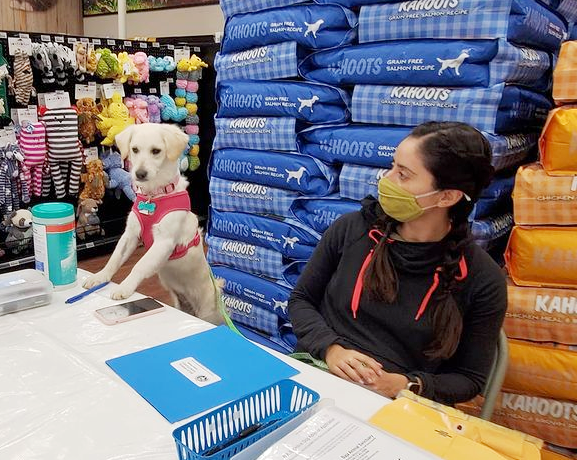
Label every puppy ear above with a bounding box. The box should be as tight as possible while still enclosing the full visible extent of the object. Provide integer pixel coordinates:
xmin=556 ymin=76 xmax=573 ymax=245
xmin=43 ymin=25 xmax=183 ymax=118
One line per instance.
xmin=161 ymin=124 xmax=190 ymax=161
xmin=115 ymin=125 xmax=136 ymax=160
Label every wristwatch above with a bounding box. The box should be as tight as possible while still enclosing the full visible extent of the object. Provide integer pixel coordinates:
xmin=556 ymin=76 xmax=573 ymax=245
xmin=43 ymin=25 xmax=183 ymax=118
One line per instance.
xmin=405 ymin=376 xmax=423 ymax=395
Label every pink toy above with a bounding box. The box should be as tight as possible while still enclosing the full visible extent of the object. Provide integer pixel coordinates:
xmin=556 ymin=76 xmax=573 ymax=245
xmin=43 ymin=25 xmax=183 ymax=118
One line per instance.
xmin=176 ymin=79 xmax=187 ymax=89
xmin=185 ymin=124 xmax=199 ymax=135
xmin=124 ymin=97 xmax=149 ymax=124
xmin=132 ymin=52 xmax=150 ymax=83
xmin=146 ymin=95 xmax=163 ymax=124
xmin=186 ymin=81 xmax=199 ymax=93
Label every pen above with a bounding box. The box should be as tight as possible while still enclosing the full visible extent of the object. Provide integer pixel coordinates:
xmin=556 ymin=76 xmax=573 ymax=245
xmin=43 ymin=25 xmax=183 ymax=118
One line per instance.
xmin=203 ymin=418 xmax=282 ymax=456
xmin=65 ymin=282 xmax=110 ymax=304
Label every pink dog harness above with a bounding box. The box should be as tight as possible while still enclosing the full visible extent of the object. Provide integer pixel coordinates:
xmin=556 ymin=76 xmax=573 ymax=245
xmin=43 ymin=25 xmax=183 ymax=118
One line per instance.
xmin=132 ymin=190 xmax=200 ymax=260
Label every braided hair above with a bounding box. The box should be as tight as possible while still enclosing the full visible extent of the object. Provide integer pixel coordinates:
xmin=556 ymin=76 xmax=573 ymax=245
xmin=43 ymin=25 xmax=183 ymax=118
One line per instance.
xmin=364 ymin=122 xmax=494 ymax=360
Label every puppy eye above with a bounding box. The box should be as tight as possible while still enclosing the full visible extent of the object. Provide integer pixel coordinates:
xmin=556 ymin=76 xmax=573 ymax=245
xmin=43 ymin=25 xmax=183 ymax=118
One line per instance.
xmin=151 ymin=148 xmax=161 ymax=155
xmin=132 ymin=147 xmax=139 ymax=154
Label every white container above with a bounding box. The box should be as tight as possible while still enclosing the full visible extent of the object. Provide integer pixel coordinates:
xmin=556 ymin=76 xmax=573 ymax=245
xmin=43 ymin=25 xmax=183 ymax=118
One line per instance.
xmin=31 ymin=202 xmax=77 ymax=290
xmin=0 ymin=269 xmax=53 ymax=316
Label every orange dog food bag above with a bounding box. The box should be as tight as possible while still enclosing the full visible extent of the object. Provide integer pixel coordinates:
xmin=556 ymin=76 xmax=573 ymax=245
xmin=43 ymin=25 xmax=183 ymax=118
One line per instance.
xmin=539 ymin=106 xmax=577 ymax=175
xmin=513 ymin=163 xmax=577 ymax=225
xmin=506 ymin=226 xmax=577 ymax=289
xmin=553 ymin=41 xmax=577 ymax=104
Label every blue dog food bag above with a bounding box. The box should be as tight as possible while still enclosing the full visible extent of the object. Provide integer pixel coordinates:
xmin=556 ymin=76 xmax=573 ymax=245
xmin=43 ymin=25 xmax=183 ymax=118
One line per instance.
xmin=359 ymin=0 xmax=566 ymax=53
xmin=290 ymin=196 xmax=362 ymax=233
xmin=488 ymin=133 xmax=538 ymax=171
xmin=213 ymin=117 xmax=299 ymax=152
xmin=472 ymin=175 xmax=516 ymax=219
xmin=282 ymin=260 xmax=307 ymax=288
xmin=299 ymin=39 xmax=551 ymax=89
xmin=352 ymin=84 xmax=552 ymax=134
xmin=219 ymin=0 xmax=307 ymax=18
xmin=339 ymin=164 xmax=387 ymax=202
xmin=209 ymin=177 xmax=300 ymax=217
xmin=481 ymin=175 xmax=517 ymax=199
xmin=214 ymin=41 xmax=300 ymax=82
xmin=472 ymin=212 xmax=514 ymax=241
xmin=217 ymin=80 xmax=351 ymax=124
xmin=299 ymin=124 xmax=408 ymax=168
xmin=207 ymin=235 xmax=305 ymax=281
xmin=209 ymin=208 xmax=320 ymax=260
xmin=210 ymin=148 xmax=339 ymax=196
xmin=222 ymin=4 xmax=358 ymax=54
xmin=212 ymin=265 xmax=292 ymax=320
xmin=222 ymin=292 xmax=288 ymax=338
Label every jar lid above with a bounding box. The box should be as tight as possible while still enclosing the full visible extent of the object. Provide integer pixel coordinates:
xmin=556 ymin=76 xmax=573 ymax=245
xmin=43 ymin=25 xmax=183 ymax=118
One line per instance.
xmin=32 ymin=202 xmax=74 ymax=219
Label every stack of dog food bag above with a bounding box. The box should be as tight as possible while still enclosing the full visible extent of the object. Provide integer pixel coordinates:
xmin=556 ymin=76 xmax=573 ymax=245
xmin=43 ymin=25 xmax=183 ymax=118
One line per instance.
xmin=458 ymin=37 xmax=577 ymax=459
xmin=208 ymin=1 xmax=358 ymax=351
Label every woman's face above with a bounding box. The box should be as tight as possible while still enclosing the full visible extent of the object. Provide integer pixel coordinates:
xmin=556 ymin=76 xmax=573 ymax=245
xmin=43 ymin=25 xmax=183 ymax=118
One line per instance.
xmin=386 ymin=136 xmax=440 ymax=208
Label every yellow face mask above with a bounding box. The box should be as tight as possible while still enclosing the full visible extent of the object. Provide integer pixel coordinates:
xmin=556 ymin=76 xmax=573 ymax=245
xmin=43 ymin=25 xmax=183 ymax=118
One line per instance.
xmin=378 ymin=176 xmax=440 ymax=222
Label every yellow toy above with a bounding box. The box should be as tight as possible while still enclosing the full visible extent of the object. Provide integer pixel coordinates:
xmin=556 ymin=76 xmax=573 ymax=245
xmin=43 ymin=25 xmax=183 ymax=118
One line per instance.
xmin=177 ymin=55 xmax=208 ymax=72
xmin=86 ymin=46 xmax=97 ymax=74
xmin=96 ymin=92 xmax=135 ymax=146
xmin=117 ymin=51 xmax=139 ymax=84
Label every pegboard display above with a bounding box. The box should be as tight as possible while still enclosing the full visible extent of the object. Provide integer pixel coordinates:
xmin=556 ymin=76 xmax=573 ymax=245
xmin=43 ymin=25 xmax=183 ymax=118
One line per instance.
xmin=0 ymin=30 xmax=219 ymax=273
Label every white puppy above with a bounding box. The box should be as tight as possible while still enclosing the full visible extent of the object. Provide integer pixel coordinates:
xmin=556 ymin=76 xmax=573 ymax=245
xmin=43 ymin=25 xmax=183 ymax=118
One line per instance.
xmin=83 ymin=123 xmax=223 ymax=325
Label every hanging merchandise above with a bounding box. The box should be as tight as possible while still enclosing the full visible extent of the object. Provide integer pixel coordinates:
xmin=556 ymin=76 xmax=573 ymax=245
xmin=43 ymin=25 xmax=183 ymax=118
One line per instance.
xmin=8 ymin=51 xmax=35 ymax=106
xmin=17 ymin=121 xmax=49 ymax=198
xmin=76 ymin=97 xmax=101 ymax=144
xmin=100 ymin=148 xmax=135 ymax=202
xmin=0 ymin=45 xmax=9 ymax=118
xmin=96 ymin=92 xmax=135 ymax=146
xmin=78 ymin=159 xmax=106 ymax=202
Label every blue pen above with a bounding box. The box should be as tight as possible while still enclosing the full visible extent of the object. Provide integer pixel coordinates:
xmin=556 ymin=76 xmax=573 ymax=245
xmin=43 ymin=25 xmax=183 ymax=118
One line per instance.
xmin=65 ymin=282 xmax=110 ymax=304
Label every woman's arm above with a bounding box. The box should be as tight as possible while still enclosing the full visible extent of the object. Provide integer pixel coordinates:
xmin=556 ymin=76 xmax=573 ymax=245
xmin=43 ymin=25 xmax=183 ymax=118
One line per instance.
xmin=410 ymin=263 xmax=507 ymax=405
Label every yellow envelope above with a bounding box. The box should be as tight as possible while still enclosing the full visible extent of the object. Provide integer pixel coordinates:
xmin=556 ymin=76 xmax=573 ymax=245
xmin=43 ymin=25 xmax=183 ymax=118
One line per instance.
xmin=369 ymin=391 xmax=542 ymax=460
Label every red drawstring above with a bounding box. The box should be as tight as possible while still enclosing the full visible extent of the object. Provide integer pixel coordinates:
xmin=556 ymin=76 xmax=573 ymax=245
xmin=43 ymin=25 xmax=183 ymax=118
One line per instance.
xmin=455 ymin=255 xmax=468 ymax=281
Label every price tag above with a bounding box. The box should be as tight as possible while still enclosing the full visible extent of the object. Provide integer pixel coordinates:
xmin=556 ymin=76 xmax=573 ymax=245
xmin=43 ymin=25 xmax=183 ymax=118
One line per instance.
xmin=45 ymin=91 xmax=71 ymax=109
xmin=124 ymin=40 xmax=132 ymax=47
xmin=193 ymin=46 xmax=201 ymax=53
xmin=102 ymin=82 xmax=125 ymax=99
xmin=37 ymin=93 xmax=46 ymax=106
xmin=107 ymin=39 xmax=116 ymax=46
xmin=0 ymin=64 xmax=7 ymax=78
xmin=167 ymin=44 xmax=175 ymax=50
xmin=17 ymin=107 xmax=38 ymax=124
xmin=134 ymin=88 xmax=142 ymax=94
xmin=152 ymin=42 xmax=160 ymax=48
xmin=149 ymin=88 xmax=157 ymax=94
xmin=92 ymin=38 xmax=101 ymax=45
xmin=55 ymin=36 xmax=64 ymax=43
xmin=160 ymin=81 xmax=170 ymax=95
xmin=41 ymin=35 xmax=51 ymax=42
xmin=8 ymin=37 xmax=32 ymax=56
xmin=75 ymin=83 xmax=97 ymax=100
xmin=139 ymin=42 xmax=148 ymax=49
xmin=84 ymin=147 xmax=99 ymax=164
xmin=67 ymin=37 xmax=77 ymax=44
xmin=80 ymin=37 xmax=90 ymax=43
xmin=167 ymin=77 xmax=174 ymax=83
xmin=0 ymin=32 xmax=7 ymax=39
xmin=19 ymin=33 xmax=29 ymax=39
xmin=174 ymin=48 xmax=190 ymax=62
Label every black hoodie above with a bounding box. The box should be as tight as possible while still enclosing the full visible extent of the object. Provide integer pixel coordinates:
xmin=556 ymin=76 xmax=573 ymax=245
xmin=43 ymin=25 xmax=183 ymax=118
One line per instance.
xmin=288 ymin=197 xmax=507 ymax=405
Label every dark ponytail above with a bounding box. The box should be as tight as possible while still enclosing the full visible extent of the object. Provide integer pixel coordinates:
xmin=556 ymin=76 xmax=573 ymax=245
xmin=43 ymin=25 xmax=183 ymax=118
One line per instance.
xmin=364 ymin=122 xmax=494 ymax=360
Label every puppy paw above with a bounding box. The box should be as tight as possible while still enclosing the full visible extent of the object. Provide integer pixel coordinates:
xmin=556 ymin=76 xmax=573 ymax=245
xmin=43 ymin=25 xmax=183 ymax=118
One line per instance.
xmin=83 ymin=271 xmax=111 ymax=289
xmin=110 ymin=281 xmax=136 ymax=300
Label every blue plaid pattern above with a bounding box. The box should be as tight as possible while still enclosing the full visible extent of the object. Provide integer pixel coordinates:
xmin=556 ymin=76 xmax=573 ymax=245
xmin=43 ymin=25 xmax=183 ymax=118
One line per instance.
xmin=215 ymin=41 xmax=299 ymax=82
xmin=220 ymin=0 xmax=307 ymax=18
xmin=494 ymin=42 xmax=550 ymax=88
xmin=359 ymin=1 xmax=511 ymax=43
xmin=471 ymin=213 xmax=514 ymax=241
xmin=222 ymin=293 xmax=283 ymax=337
xmin=290 ymin=196 xmax=361 ymax=234
xmin=486 ymin=132 xmax=537 ymax=171
xmin=213 ymin=117 xmax=299 ymax=151
xmin=209 ymin=177 xmax=300 ymax=217
xmin=352 ymin=84 xmax=503 ymax=133
xmin=207 ymin=235 xmax=297 ymax=280
xmin=559 ymin=0 xmax=577 ymax=23
xmin=339 ymin=163 xmax=386 ymax=202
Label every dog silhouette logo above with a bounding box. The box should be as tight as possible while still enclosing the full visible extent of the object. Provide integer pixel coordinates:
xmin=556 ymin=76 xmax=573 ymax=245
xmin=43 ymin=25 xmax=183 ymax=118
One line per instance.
xmin=286 ymin=166 xmax=308 ymax=185
xmin=272 ymin=298 xmax=288 ymax=315
xmin=282 ymin=235 xmax=300 ymax=249
xmin=437 ymin=49 xmax=472 ymax=76
xmin=304 ymin=19 xmax=324 ymax=38
xmin=297 ymin=95 xmax=320 ymax=113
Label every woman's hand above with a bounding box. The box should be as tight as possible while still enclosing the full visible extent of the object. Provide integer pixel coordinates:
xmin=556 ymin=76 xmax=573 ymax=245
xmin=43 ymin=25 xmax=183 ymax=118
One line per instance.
xmin=325 ymin=344 xmax=383 ymax=385
xmin=365 ymin=372 xmax=409 ymax=398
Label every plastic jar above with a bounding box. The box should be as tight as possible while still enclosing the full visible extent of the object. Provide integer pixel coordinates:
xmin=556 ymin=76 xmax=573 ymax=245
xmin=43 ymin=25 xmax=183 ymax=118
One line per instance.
xmin=31 ymin=203 xmax=77 ymax=289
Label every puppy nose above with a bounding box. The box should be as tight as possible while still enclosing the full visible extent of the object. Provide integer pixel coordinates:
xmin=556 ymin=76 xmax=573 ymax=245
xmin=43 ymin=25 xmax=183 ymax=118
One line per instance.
xmin=135 ymin=169 xmax=148 ymax=180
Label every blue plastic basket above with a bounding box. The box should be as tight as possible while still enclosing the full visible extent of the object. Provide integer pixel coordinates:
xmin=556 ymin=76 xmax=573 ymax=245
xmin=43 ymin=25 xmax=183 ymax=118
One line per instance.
xmin=172 ymin=380 xmax=319 ymax=460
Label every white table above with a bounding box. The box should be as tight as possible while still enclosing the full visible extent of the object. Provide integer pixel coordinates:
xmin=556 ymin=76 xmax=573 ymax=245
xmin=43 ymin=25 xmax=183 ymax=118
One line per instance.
xmin=0 ymin=269 xmax=390 ymax=460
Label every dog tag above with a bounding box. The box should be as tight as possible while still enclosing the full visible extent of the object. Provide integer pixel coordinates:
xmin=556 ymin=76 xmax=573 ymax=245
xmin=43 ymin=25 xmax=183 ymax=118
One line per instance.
xmin=137 ymin=201 xmax=156 ymax=215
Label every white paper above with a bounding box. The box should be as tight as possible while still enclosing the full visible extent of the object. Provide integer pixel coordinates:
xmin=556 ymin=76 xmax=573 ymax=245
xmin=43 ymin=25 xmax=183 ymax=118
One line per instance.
xmin=257 ymin=407 xmax=439 ymax=460
xmin=17 ymin=107 xmax=38 ymax=124
xmin=54 ymin=36 xmax=64 ymax=43
xmin=170 ymin=357 xmax=222 ymax=388
xmin=84 ymin=147 xmax=99 ymax=164
xmin=75 ymin=83 xmax=97 ymax=101
xmin=159 ymin=81 xmax=170 ymax=96
xmin=174 ymin=48 xmax=190 ymax=63
xmin=45 ymin=92 xmax=71 ymax=110
xmin=8 ymin=37 xmax=32 ymax=56
xmin=102 ymin=82 xmax=125 ymax=99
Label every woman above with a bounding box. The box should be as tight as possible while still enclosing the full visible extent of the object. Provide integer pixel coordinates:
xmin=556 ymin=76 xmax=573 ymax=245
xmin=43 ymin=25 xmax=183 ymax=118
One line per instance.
xmin=288 ymin=121 xmax=507 ymax=405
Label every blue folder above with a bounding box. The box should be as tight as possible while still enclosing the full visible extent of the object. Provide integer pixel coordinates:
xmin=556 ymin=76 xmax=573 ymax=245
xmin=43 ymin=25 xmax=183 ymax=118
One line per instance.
xmin=106 ymin=326 xmax=299 ymax=423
